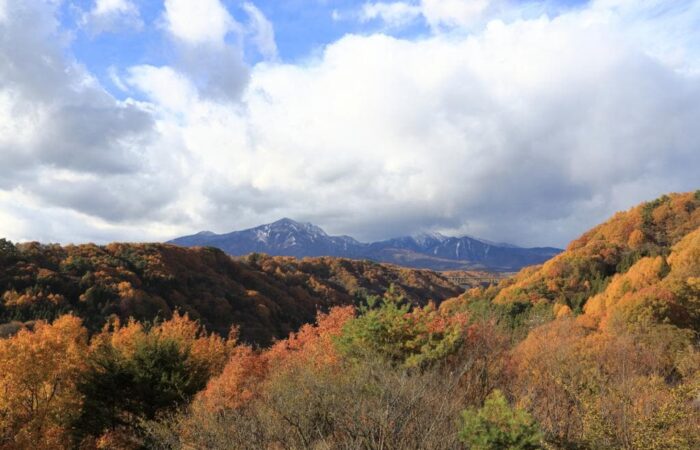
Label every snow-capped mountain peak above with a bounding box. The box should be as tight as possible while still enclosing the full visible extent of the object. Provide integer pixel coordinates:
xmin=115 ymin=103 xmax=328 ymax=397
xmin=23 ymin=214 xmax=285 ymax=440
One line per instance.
xmin=169 ymin=219 xmax=561 ymax=271
xmin=269 ymin=218 xmax=328 ymax=237
xmin=411 ymin=231 xmax=448 ymax=246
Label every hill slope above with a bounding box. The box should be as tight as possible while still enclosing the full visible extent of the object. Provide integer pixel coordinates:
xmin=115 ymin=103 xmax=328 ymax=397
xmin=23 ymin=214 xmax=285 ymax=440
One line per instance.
xmin=0 ymin=242 xmax=462 ymax=344
xmin=453 ymin=191 xmax=700 ymax=330
xmin=170 ymin=219 xmax=561 ymax=271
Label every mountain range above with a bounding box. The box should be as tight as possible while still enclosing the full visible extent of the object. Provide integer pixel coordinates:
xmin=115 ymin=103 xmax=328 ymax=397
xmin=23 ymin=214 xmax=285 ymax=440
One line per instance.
xmin=168 ymin=218 xmax=562 ymax=271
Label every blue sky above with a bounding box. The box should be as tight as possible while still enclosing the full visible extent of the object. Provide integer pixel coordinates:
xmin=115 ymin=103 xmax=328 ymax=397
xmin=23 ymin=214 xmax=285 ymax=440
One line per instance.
xmin=67 ymin=0 xmax=398 ymax=70
xmin=0 ymin=0 xmax=698 ymax=247
xmin=64 ymin=0 xmax=592 ymax=98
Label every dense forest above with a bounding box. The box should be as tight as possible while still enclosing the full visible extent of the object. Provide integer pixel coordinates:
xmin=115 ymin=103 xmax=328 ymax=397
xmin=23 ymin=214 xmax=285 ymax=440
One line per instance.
xmin=0 ymin=191 xmax=699 ymax=449
xmin=0 ymin=245 xmax=461 ymax=344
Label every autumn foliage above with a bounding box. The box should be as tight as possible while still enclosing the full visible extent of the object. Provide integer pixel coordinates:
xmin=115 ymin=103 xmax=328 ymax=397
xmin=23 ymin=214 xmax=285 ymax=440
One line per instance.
xmin=0 ymin=191 xmax=699 ymax=448
xmin=0 ymin=316 xmax=87 ymax=449
xmin=485 ymin=191 xmax=700 ymax=312
xmin=0 ymin=243 xmax=461 ymax=344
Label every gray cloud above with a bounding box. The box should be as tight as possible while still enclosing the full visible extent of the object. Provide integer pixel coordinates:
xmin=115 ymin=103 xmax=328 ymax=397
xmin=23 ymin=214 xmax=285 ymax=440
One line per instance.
xmin=30 ymin=172 xmax=179 ymax=223
xmin=0 ymin=1 xmax=176 ymax=229
xmin=0 ymin=1 xmax=155 ymax=176
xmin=36 ymin=103 xmax=154 ymax=174
xmin=176 ymin=44 xmax=250 ymax=101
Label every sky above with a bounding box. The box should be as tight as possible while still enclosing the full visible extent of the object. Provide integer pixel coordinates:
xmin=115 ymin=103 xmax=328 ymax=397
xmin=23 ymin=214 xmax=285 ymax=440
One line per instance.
xmin=0 ymin=0 xmax=698 ymax=248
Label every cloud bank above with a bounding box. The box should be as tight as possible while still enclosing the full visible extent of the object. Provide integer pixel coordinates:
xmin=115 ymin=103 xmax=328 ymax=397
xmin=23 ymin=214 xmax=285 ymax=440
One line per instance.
xmin=0 ymin=0 xmax=698 ymax=247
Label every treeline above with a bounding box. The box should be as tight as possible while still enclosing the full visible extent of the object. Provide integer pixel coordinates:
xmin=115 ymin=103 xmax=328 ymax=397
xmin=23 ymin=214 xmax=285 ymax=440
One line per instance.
xmin=0 ymin=243 xmax=461 ymax=344
xmin=0 ymin=191 xmax=698 ymax=449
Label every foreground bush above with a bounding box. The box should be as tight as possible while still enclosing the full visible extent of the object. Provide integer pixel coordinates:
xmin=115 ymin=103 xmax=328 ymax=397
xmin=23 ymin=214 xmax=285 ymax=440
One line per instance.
xmin=459 ymin=389 xmax=542 ymax=450
xmin=146 ymin=359 xmax=465 ymax=449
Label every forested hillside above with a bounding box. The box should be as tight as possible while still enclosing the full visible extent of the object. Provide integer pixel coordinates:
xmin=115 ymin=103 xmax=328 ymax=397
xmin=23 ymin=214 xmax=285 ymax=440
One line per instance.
xmin=439 ymin=191 xmax=700 ymax=447
xmin=0 ymin=192 xmax=698 ymax=449
xmin=460 ymin=191 xmax=700 ymax=313
xmin=0 ymin=242 xmax=461 ymax=344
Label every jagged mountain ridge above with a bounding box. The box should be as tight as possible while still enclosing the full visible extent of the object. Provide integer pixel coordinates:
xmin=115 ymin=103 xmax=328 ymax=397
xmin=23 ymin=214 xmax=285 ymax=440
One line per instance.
xmin=169 ymin=218 xmax=561 ymax=271
xmin=171 ymin=219 xmax=365 ymax=259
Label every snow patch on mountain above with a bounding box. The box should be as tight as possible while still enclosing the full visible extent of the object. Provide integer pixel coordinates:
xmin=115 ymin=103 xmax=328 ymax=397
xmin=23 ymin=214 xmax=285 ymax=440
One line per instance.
xmin=168 ymin=219 xmax=562 ymax=271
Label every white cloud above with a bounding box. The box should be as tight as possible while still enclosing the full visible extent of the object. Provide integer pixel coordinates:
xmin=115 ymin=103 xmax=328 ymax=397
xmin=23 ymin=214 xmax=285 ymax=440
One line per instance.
xmin=360 ymin=2 xmax=422 ymax=27
xmin=0 ymin=0 xmax=699 ymax=248
xmin=360 ymin=0 xmax=494 ymax=30
xmin=242 ymin=2 xmax=278 ymax=60
xmin=163 ymin=0 xmax=239 ymax=46
xmin=107 ymin=65 xmax=128 ymax=91
xmin=132 ymin=1 xmax=699 ymax=246
xmin=160 ymin=0 xmax=250 ymax=101
xmin=0 ymin=0 xmax=7 ymax=24
xmin=420 ymin=0 xmax=492 ymax=29
xmin=81 ymin=0 xmax=143 ymax=34
xmin=589 ymin=0 xmax=700 ymax=74
xmin=126 ymin=65 xmax=199 ymax=114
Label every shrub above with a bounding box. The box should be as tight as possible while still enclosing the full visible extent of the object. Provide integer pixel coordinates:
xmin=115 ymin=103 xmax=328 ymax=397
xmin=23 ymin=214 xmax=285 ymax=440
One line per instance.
xmin=459 ymin=390 xmax=543 ymax=450
xmin=335 ymin=289 xmax=468 ymax=368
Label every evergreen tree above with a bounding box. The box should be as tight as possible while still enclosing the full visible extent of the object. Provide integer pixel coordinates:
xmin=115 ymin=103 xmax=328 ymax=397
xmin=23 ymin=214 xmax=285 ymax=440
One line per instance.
xmin=459 ymin=390 xmax=543 ymax=450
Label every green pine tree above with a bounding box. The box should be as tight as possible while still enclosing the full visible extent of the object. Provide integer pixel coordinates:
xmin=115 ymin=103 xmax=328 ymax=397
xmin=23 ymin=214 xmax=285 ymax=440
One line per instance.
xmin=459 ymin=389 xmax=543 ymax=450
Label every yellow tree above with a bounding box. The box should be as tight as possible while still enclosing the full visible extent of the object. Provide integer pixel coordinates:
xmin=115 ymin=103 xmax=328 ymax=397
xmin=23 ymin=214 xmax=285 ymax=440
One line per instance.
xmin=0 ymin=315 xmax=88 ymax=449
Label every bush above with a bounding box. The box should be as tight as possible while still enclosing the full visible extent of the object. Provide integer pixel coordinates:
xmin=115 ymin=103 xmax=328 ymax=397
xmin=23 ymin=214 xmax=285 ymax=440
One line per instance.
xmin=145 ymin=359 xmax=465 ymax=449
xmin=335 ymin=288 xmax=467 ymax=368
xmin=459 ymin=390 xmax=543 ymax=450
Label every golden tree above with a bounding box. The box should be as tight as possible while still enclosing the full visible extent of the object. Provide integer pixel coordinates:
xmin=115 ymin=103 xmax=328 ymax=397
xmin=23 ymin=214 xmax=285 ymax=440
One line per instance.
xmin=0 ymin=315 xmax=88 ymax=449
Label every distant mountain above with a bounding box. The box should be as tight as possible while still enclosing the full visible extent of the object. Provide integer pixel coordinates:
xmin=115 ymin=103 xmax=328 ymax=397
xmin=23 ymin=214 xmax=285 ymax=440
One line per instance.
xmin=169 ymin=219 xmax=562 ymax=271
xmin=170 ymin=218 xmax=365 ymax=259
xmin=366 ymin=233 xmax=561 ymax=271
